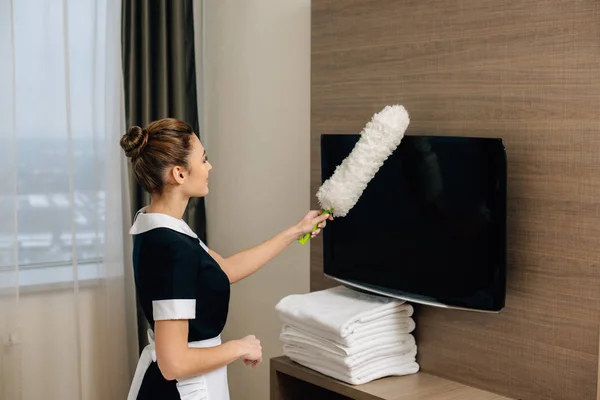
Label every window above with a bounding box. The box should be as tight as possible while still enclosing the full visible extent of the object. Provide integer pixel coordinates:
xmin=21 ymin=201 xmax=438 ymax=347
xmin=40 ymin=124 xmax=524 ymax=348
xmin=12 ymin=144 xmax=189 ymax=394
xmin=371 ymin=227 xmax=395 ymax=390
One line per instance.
xmin=1 ymin=0 xmax=112 ymax=288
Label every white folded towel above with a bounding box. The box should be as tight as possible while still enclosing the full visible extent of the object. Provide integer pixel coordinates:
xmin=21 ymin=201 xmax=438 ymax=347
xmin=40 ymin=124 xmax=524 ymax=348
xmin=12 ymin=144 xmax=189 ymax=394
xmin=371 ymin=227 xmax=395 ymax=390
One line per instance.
xmin=286 ymin=352 xmax=420 ymax=385
xmin=280 ymin=324 xmax=415 ymax=356
xmin=279 ymin=316 xmax=415 ymax=347
xmin=275 ymin=286 xmax=413 ymax=338
xmin=283 ymin=340 xmax=416 ymax=369
xmin=284 ymin=346 xmax=417 ymax=375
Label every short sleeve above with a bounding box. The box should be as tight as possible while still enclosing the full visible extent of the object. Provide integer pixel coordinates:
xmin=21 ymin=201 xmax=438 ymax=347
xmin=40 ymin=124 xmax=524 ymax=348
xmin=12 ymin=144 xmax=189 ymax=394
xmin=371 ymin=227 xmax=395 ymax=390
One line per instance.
xmin=151 ymin=241 xmax=198 ymax=321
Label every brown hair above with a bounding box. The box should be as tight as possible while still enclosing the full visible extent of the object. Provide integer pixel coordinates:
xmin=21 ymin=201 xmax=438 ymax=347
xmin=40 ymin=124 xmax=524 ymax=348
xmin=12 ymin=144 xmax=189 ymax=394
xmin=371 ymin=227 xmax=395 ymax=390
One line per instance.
xmin=120 ymin=118 xmax=196 ymax=194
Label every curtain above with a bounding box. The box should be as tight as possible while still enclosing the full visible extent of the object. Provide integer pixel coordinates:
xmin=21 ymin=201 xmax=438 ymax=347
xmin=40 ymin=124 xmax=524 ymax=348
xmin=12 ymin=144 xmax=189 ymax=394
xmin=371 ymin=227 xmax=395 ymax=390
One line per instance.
xmin=121 ymin=0 xmax=207 ymax=351
xmin=0 ymin=0 xmax=137 ymax=399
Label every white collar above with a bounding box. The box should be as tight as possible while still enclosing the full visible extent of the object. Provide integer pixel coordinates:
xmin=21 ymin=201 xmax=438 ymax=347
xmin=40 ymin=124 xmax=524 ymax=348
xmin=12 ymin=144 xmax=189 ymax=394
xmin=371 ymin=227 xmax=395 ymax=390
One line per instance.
xmin=129 ymin=206 xmax=198 ymax=239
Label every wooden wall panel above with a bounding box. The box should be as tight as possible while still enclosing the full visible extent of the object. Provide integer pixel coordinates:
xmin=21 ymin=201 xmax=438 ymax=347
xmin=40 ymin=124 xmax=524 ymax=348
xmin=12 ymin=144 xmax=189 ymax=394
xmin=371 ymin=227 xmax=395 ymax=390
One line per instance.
xmin=310 ymin=1 xmax=600 ymax=399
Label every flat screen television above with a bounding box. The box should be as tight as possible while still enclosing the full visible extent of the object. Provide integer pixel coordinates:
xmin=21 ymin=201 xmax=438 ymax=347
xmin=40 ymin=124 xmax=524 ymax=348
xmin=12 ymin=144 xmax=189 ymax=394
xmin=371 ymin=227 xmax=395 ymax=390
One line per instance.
xmin=321 ymin=134 xmax=507 ymax=312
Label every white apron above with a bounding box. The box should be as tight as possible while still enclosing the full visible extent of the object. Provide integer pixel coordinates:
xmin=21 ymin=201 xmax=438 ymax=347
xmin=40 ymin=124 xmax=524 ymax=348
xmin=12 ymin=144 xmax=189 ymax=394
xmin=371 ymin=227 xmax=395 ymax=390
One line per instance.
xmin=128 ymin=329 xmax=230 ymax=400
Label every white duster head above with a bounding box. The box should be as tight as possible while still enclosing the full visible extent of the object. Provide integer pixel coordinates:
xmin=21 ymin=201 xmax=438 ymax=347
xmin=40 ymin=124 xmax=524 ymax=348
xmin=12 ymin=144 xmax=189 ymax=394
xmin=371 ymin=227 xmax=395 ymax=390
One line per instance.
xmin=317 ymin=105 xmax=410 ymax=217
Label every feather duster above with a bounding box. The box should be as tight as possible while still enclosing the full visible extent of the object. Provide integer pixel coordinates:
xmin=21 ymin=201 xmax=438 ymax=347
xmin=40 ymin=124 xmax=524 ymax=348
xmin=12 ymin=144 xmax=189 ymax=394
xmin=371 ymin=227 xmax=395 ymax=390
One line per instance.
xmin=299 ymin=105 xmax=410 ymax=244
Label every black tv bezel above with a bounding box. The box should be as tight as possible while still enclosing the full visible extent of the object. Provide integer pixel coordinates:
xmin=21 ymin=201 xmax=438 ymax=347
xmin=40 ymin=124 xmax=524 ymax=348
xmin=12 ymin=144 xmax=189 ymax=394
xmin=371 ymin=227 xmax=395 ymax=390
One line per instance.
xmin=320 ymin=134 xmax=508 ymax=313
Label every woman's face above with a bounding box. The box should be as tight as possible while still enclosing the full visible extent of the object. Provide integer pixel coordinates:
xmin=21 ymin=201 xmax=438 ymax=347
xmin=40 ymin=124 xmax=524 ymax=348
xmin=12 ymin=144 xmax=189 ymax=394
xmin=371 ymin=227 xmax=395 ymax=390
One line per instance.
xmin=178 ymin=134 xmax=212 ymax=197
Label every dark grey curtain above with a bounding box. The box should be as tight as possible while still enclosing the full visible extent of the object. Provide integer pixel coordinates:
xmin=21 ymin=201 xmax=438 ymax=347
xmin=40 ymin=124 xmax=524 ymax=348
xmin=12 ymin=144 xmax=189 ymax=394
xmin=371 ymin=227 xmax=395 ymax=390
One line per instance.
xmin=122 ymin=0 xmax=206 ymax=351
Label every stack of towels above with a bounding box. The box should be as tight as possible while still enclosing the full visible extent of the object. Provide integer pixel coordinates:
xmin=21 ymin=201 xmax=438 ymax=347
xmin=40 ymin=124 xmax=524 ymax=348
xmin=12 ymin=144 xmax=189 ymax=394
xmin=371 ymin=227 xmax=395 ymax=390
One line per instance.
xmin=275 ymin=285 xmax=419 ymax=385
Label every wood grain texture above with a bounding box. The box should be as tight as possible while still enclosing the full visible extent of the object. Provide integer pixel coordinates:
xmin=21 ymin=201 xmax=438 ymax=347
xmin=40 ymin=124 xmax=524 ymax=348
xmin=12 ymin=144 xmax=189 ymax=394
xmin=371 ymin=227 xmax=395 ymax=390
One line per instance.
xmin=310 ymin=1 xmax=600 ymax=399
xmin=271 ymin=356 xmax=513 ymax=400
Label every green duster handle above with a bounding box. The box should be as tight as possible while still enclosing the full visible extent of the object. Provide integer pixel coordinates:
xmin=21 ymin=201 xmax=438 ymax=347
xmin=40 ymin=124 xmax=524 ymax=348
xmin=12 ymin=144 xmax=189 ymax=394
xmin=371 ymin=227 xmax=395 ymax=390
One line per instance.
xmin=298 ymin=209 xmax=332 ymax=245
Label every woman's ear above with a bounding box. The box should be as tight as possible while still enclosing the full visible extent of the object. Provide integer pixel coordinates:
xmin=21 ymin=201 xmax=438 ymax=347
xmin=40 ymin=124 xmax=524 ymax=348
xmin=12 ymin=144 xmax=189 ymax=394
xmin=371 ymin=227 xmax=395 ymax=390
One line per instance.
xmin=171 ymin=166 xmax=186 ymax=184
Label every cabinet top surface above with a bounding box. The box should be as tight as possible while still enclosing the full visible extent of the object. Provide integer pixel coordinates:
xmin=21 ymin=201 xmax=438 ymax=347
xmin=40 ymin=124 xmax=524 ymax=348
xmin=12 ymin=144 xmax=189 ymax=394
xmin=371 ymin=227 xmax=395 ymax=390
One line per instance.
xmin=271 ymin=356 xmax=513 ymax=400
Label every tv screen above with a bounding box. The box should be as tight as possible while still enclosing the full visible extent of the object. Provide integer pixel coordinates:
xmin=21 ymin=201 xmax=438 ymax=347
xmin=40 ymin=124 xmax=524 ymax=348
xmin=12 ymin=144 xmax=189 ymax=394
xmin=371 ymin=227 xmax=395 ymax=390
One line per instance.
xmin=321 ymin=134 xmax=507 ymax=312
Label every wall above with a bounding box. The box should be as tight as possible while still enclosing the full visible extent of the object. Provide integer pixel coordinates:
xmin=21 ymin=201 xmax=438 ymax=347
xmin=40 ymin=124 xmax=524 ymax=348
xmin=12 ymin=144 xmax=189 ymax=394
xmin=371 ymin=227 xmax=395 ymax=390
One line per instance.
xmin=310 ymin=1 xmax=600 ymax=400
xmin=201 ymin=1 xmax=312 ymax=399
xmin=0 ymin=284 xmax=131 ymax=400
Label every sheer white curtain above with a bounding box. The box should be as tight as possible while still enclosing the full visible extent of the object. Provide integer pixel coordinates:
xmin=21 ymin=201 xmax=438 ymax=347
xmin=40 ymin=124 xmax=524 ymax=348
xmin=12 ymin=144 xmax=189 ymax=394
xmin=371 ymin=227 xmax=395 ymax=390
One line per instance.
xmin=0 ymin=0 xmax=137 ymax=399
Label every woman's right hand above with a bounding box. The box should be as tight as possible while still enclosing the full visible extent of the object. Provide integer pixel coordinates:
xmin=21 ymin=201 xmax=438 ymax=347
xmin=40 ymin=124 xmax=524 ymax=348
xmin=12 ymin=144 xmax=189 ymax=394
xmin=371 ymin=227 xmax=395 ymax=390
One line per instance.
xmin=238 ymin=335 xmax=262 ymax=367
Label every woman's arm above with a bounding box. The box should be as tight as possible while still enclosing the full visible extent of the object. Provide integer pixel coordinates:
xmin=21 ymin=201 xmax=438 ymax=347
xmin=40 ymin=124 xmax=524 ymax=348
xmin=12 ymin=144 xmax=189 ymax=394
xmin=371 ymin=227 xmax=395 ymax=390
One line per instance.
xmin=210 ymin=210 xmax=332 ymax=284
xmin=154 ymin=319 xmax=262 ymax=381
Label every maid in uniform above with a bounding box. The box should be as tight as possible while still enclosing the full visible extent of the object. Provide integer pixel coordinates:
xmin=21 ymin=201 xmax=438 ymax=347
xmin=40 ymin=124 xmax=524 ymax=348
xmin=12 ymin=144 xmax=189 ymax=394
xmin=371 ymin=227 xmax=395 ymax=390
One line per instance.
xmin=120 ymin=118 xmax=332 ymax=400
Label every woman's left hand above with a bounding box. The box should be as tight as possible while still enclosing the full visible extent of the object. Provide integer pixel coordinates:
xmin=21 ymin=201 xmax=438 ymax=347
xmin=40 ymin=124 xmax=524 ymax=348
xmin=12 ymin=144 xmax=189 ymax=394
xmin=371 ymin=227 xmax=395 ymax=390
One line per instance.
xmin=295 ymin=210 xmax=333 ymax=239
xmin=243 ymin=357 xmax=262 ymax=368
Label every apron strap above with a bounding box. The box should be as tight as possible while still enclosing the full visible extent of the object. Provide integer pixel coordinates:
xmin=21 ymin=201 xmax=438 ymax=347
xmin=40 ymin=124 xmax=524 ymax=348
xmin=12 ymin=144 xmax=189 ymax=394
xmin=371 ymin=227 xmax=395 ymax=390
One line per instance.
xmin=127 ymin=329 xmax=157 ymax=400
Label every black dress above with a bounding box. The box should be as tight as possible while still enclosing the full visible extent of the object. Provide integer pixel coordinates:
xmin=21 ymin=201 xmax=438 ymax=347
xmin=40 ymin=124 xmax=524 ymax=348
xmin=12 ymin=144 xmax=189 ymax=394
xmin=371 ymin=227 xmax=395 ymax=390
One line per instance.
xmin=128 ymin=208 xmax=231 ymax=400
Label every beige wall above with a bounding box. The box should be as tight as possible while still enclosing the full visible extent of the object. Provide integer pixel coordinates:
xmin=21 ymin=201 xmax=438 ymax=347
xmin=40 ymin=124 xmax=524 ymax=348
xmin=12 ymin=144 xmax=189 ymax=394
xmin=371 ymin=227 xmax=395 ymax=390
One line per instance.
xmin=0 ymin=284 xmax=130 ymax=400
xmin=200 ymin=1 xmax=311 ymax=399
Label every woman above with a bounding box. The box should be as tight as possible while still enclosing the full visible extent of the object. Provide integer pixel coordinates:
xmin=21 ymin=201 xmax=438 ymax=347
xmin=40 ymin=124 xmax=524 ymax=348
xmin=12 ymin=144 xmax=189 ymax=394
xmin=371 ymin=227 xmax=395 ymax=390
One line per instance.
xmin=121 ymin=118 xmax=332 ymax=400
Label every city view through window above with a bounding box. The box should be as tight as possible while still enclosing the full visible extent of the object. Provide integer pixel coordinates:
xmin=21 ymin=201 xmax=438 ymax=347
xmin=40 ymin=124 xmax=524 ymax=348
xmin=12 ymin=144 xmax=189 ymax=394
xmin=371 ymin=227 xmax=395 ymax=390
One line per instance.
xmin=0 ymin=137 xmax=107 ymax=282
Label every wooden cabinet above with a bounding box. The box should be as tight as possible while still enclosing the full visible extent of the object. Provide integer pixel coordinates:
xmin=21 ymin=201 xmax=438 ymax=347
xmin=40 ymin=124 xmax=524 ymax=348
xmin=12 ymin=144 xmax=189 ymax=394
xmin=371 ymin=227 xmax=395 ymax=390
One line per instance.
xmin=270 ymin=356 xmax=512 ymax=400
